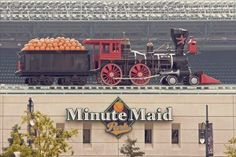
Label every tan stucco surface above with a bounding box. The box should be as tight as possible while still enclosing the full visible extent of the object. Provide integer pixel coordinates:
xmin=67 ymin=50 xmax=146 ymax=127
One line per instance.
xmin=0 ymin=94 xmax=235 ymax=157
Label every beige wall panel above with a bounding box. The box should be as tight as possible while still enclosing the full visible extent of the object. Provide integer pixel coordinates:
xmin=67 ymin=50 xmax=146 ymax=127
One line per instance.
xmin=120 ymin=95 xmax=234 ymax=104
xmin=150 ymin=103 xmax=233 ymax=117
xmin=90 ymin=121 xmax=109 ymax=130
xmin=68 ymin=156 xmax=119 ymax=157
xmin=210 ymin=117 xmax=233 ymax=130
xmin=0 ymin=129 xmax=2 ymax=150
xmin=66 ymin=121 xmax=83 ymax=129
xmin=177 ymin=116 xmax=234 ymax=130
xmin=234 ymin=117 xmax=236 ymax=131
xmin=67 ymin=121 xmax=140 ymax=131
xmin=171 ymin=117 xmax=202 ymax=130
xmin=214 ymin=130 xmax=233 ymax=144
xmin=0 ymin=143 xmax=2 ymax=155
xmin=214 ymin=143 xmax=227 ymax=156
xmin=153 ymin=122 xmax=171 ymax=130
xmin=49 ymin=116 xmax=67 ymax=122
xmin=2 ymin=116 xmax=25 ymax=129
xmin=2 ymin=94 xmax=234 ymax=104
xmin=2 ymin=130 xmax=11 ymax=143
xmin=60 ymin=156 xmax=118 ymax=157
xmin=131 ymin=121 xmax=145 ymax=130
xmin=2 ymin=95 xmax=116 ymax=103
xmin=143 ymin=143 xmax=204 ymax=156
xmin=3 ymin=103 xmax=28 ymax=116
xmin=234 ymin=96 xmax=236 ymax=114
xmin=2 ymin=95 xmax=234 ymax=116
xmin=181 ymin=130 xmax=198 ymax=143
xmin=118 ymin=129 xmax=145 ymax=142
xmin=0 ymin=95 xmax=3 ymax=117
xmin=0 ymin=117 xmax=2 ymax=130
xmin=153 ymin=129 xmax=171 ymax=143
xmin=2 ymin=142 xmax=10 ymax=149
xmin=91 ymin=129 xmax=119 ymax=143
xmin=0 ymin=94 xmax=235 ymax=157
xmin=83 ymin=142 xmax=119 ymax=155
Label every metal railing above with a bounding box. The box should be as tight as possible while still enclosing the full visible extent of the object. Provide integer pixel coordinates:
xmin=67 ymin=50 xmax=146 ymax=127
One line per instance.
xmin=0 ymin=84 xmax=236 ymax=94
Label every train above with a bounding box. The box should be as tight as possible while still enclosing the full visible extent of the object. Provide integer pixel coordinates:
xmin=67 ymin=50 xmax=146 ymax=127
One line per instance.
xmin=16 ymin=28 xmax=220 ymax=86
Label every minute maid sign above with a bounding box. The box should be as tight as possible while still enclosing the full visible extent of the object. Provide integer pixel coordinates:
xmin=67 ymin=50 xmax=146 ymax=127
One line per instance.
xmin=66 ymin=97 xmax=173 ymax=138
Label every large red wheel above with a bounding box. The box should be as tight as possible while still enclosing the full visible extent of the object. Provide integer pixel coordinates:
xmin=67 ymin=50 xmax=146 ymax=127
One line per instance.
xmin=100 ymin=63 xmax=122 ymax=86
xmin=129 ymin=63 xmax=151 ymax=86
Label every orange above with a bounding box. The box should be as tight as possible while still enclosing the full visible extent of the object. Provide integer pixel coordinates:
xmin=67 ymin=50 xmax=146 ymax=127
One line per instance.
xmin=59 ymin=46 xmax=65 ymax=50
xmin=40 ymin=46 xmax=45 ymax=50
xmin=29 ymin=46 xmax=35 ymax=50
xmin=70 ymin=46 xmax=76 ymax=50
xmin=54 ymin=47 xmax=59 ymax=51
xmin=53 ymin=42 xmax=58 ymax=47
xmin=113 ymin=102 xmax=124 ymax=112
xmin=35 ymin=47 xmax=40 ymax=50
xmin=81 ymin=46 xmax=85 ymax=50
xmin=22 ymin=37 xmax=85 ymax=51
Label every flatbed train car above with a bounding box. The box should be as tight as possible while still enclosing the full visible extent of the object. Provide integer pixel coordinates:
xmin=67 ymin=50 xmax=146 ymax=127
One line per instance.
xmin=16 ymin=28 xmax=220 ymax=86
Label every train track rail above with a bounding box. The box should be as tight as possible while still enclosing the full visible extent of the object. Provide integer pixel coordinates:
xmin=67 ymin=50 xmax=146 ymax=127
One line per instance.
xmin=0 ymin=84 xmax=236 ymax=94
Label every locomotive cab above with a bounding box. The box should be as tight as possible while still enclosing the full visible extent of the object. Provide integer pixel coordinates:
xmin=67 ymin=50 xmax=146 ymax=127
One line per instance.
xmin=83 ymin=39 xmax=123 ymax=60
xmin=83 ymin=39 xmax=124 ymax=70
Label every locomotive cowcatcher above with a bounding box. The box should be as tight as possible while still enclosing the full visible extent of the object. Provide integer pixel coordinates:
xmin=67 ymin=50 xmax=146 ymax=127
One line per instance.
xmin=16 ymin=28 xmax=220 ymax=86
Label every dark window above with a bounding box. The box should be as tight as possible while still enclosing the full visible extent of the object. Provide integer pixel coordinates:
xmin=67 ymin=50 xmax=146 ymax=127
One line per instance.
xmin=172 ymin=129 xmax=179 ymax=144
xmin=56 ymin=123 xmax=65 ymax=130
xmin=172 ymin=123 xmax=180 ymax=144
xmin=102 ymin=43 xmax=110 ymax=53
xmin=56 ymin=123 xmax=65 ymax=138
xmin=145 ymin=129 xmax=152 ymax=143
xmin=112 ymin=43 xmax=119 ymax=52
xmin=83 ymin=129 xmax=91 ymax=144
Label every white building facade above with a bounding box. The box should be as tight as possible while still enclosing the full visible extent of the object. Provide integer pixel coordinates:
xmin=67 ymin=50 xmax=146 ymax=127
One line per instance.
xmin=0 ymin=93 xmax=236 ymax=157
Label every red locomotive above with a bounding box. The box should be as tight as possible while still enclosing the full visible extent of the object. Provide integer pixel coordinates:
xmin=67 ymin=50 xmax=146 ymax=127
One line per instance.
xmin=16 ymin=28 xmax=220 ymax=86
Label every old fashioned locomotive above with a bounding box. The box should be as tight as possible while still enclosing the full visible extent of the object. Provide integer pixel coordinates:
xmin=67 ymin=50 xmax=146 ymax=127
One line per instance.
xmin=16 ymin=28 xmax=220 ymax=86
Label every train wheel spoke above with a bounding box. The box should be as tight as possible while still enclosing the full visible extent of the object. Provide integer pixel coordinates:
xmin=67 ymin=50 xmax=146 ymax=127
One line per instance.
xmin=100 ymin=63 xmax=122 ymax=86
xmin=129 ymin=63 xmax=151 ymax=86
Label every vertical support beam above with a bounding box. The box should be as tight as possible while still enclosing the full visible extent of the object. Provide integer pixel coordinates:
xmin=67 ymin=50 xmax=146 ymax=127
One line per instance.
xmin=205 ymin=104 xmax=209 ymax=157
xmin=27 ymin=98 xmax=34 ymax=147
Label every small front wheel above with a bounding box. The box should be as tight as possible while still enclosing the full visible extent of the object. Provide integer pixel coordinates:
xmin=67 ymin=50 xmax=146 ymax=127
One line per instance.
xmin=188 ymin=75 xmax=199 ymax=85
xmin=166 ymin=75 xmax=178 ymax=86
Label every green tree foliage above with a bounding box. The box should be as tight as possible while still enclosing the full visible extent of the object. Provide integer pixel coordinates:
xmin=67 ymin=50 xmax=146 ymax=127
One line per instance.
xmin=225 ymin=137 xmax=236 ymax=157
xmin=2 ymin=125 xmax=33 ymax=157
xmin=120 ymin=137 xmax=145 ymax=157
xmin=1 ymin=111 xmax=78 ymax=157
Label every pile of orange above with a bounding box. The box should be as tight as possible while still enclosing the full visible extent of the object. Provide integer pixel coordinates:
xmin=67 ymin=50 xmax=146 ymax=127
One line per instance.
xmin=21 ymin=37 xmax=86 ymax=51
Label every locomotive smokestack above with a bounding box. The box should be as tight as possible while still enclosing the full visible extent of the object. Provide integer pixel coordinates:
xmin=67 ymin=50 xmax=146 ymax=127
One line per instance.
xmin=171 ymin=28 xmax=189 ymax=55
xmin=122 ymin=38 xmax=131 ymax=59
